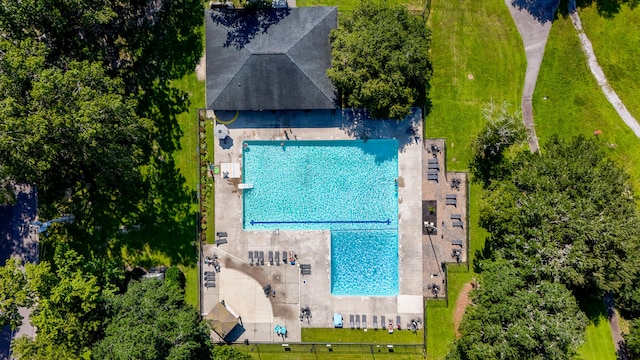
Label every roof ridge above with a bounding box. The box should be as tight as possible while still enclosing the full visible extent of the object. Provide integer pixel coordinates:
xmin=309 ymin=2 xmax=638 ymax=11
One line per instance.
xmin=209 ymin=54 xmax=252 ymax=108
xmin=283 ymin=7 xmax=334 ymax=53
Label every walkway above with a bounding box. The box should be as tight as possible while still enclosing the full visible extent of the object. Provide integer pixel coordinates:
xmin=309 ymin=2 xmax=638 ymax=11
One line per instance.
xmin=504 ymin=0 xmax=555 ymax=153
xmin=569 ymin=7 xmax=640 ymax=138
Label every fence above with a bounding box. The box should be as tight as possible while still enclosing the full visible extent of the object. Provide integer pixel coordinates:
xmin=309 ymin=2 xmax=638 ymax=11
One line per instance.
xmin=234 ymin=343 xmax=424 ymax=359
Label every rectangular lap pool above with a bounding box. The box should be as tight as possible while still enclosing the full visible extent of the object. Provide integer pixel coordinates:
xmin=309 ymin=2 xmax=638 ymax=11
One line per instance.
xmin=242 ymin=139 xmax=399 ymax=296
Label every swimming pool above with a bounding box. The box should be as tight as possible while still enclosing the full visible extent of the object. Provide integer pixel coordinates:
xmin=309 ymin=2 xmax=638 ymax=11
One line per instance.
xmin=242 ymin=140 xmax=399 ymax=296
xmin=331 ymin=230 xmax=398 ymax=296
xmin=242 ymin=140 xmax=398 ymax=231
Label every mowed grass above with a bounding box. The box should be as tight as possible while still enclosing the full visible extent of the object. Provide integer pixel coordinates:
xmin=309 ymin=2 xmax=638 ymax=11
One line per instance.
xmin=303 ymin=328 xmax=423 ymax=343
xmin=532 ymin=13 xmax=640 ymax=194
xmin=426 ymin=0 xmax=525 ymax=170
xmin=579 ymin=4 xmax=640 ymax=120
xmin=577 ymin=300 xmax=617 ymax=360
xmin=297 ymin=0 xmax=425 ymax=14
xmin=171 ymin=72 xmax=206 ymax=307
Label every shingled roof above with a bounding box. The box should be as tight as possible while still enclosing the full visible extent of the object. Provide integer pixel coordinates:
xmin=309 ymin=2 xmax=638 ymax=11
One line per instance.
xmin=205 ymin=7 xmax=337 ymax=111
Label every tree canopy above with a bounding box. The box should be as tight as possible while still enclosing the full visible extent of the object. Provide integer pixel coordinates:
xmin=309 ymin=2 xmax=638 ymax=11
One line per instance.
xmin=479 ymin=135 xmax=640 ymax=298
xmin=327 ymin=0 xmax=431 ymax=119
xmin=92 ymin=279 xmax=212 ymax=360
xmin=447 ymin=261 xmax=587 ymax=360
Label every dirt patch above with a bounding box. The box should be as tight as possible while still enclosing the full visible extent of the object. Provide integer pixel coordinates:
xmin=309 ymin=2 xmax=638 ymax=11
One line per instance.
xmin=453 ymin=282 xmax=474 ymax=337
xmin=196 ymin=54 xmax=206 ymax=81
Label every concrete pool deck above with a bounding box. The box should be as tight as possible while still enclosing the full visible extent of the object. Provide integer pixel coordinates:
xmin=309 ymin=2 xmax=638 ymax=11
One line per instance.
xmin=208 ymin=109 xmax=426 ymax=343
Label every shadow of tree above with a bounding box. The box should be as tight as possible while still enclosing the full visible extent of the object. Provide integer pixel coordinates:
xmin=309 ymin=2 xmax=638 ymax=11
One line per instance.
xmin=209 ymin=8 xmax=291 ymax=50
xmin=512 ymin=0 xmax=638 ymax=21
xmin=340 ymin=108 xmax=423 ymax=153
xmin=139 ymin=82 xmax=190 ymax=153
xmin=119 ymin=155 xmax=198 ymax=268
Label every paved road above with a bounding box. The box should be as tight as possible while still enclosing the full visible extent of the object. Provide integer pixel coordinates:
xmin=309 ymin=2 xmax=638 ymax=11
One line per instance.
xmin=0 ymin=185 xmax=38 ymax=359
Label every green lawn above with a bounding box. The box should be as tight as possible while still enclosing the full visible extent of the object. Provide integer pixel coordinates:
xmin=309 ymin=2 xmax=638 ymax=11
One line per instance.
xmin=579 ymin=4 xmax=640 ymax=121
xmin=426 ymin=0 xmax=525 ymax=169
xmin=303 ymin=328 xmax=423 ymax=344
xmin=577 ymin=300 xmax=617 ymax=360
xmin=532 ymin=12 xmax=640 ymax=194
xmin=420 ymin=0 xmax=524 ymax=358
xmin=297 ymin=0 xmax=425 ymax=14
xmin=171 ymin=72 xmax=206 ymax=308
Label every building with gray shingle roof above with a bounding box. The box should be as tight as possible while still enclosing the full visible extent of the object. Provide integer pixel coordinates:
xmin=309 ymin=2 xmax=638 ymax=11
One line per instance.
xmin=205 ymin=7 xmax=337 ymax=111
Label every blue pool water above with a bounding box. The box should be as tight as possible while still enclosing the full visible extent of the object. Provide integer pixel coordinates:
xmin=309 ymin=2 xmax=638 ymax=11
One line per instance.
xmin=331 ymin=230 xmax=398 ymax=296
xmin=242 ymin=140 xmax=398 ymax=231
xmin=242 ymin=140 xmax=399 ymax=296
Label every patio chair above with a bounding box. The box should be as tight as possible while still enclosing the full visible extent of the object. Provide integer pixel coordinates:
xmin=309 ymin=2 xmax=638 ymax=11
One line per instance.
xmin=248 ymin=251 xmax=253 ymax=266
xmin=350 ymin=314 xmax=355 ymax=329
xmin=356 ymin=315 xmax=360 ymax=329
xmin=362 ymin=315 xmax=367 ymax=329
xmin=268 ymin=251 xmax=274 ymax=266
xmin=215 ymin=238 xmax=227 ymax=247
xmin=373 ymin=315 xmax=378 ymax=330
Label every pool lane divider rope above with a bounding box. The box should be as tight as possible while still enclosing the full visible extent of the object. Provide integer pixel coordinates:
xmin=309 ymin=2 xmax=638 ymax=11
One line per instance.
xmin=249 ymin=219 xmax=392 ymax=225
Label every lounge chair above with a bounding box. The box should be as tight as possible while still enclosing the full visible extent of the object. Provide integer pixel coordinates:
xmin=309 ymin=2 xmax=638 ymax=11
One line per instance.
xmin=204 ymin=271 xmax=216 ymax=276
xmin=362 ymin=315 xmax=367 ymax=329
xmin=301 ymin=268 xmax=311 ymax=275
xmin=259 ymin=251 xmax=265 ymax=265
xmin=254 ymin=251 xmax=260 ymax=266
xmin=356 ymin=315 xmax=360 ymax=329
xmin=248 ymin=251 xmax=253 ymax=266
xmin=350 ymin=314 xmax=355 ymax=329
xmin=428 ymin=158 xmax=438 ymax=164
xmin=453 ymin=221 xmax=464 ymax=228
xmin=373 ymin=315 xmax=378 ymax=330
xmin=215 ymin=238 xmax=227 ymax=247
xmin=397 ymin=316 xmax=401 ymax=329
xmin=300 ymin=264 xmax=311 ymax=269
xmin=428 ymin=163 xmax=439 ymax=169
xmin=452 ymin=239 xmax=464 ymax=247
xmin=451 ymin=214 xmax=462 ymax=221
xmin=205 ymin=281 xmax=216 ymax=288
xmin=282 ymin=251 xmax=287 ymax=264
xmin=216 ymin=232 xmax=228 ymax=237
xmin=268 ymin=251 xmax=274 ymax=265
xmin=381 ymin=316 xmax=386 ymax=330
xmin=428 ymin=169 xmax=439 ymax=175
xmin=428 ymin=174 xmax=438 ymax=182
xmin=275 ymin=251 xmax=280 ymax=265
xmin=204 ymin=275 xmax=215 ymax=281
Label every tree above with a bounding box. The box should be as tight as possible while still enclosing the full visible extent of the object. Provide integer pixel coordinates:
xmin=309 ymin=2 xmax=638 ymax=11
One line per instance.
xmin=470 ymin=101 xmax=527 ymax=185
xmin=92 ymin=279 xmax=213 ymax=360
xmin=479 ymin=135 xmax=640 ymax=297
xmin=327 ymin=0 xmax=431 ymax=119
xmin=447 ymin=261 xmax=587 ymax=360
xmin=0 ymin=259 xmax=32 ymax=330
xmin=626 ymin=318 xmax=640 ymax=359
xmin=0 ymin=39 xmax=155 ymax=232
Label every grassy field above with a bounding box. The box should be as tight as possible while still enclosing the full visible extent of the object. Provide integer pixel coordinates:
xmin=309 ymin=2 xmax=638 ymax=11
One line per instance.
xmin=426 ymin=0 xmax=525 ymax=169
xmin=577 ymin=300 xmax=617 ymax=360
xmin=303 ymin=328 xmax=424 ymax=343
xmin=532 ymin=12 xmax=640 ymax=193
xmin=579 ymin=4 xmax=640 ymax=121
xmin=297 ymin=0 xmax=425 ymax=14
xmin=171 ymin=72 xmax=206 ymax=307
